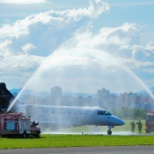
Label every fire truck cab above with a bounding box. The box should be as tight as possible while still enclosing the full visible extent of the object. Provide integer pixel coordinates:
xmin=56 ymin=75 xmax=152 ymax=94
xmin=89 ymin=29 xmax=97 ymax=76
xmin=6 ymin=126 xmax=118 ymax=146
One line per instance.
xmin=145 ymin=111 xmax=154 ymax=133
xmin=0 ymin=112 xmax=41 ymax=138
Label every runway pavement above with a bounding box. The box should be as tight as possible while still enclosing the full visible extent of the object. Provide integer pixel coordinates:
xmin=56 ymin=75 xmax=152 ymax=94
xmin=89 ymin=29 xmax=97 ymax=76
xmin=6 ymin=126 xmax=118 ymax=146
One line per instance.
xmin=0 ymin=146 xmax=154 ymax=154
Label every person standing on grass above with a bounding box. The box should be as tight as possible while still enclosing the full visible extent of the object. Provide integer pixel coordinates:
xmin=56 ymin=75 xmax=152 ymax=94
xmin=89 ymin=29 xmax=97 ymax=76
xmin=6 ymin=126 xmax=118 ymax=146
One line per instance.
xmin=130 ymin=121 xmax=135 ymax=133
xmin=136 ymin=120 xmax=142 ymax=134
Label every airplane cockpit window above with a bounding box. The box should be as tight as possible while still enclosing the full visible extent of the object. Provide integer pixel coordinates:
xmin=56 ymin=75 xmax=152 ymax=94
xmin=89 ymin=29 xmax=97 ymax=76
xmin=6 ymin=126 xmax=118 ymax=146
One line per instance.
xmin=104 ymin=111 xmax=112 ymax=115
xmin=97 ymin=110 xmax=112 ymax=115
xmin=97 ymin=111 xmax=105 ymax=115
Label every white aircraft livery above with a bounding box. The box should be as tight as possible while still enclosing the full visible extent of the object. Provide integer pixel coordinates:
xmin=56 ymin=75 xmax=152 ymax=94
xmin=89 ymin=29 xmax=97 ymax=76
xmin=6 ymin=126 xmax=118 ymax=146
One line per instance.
xmin=16 ymin=105 xmax=125 ymax=135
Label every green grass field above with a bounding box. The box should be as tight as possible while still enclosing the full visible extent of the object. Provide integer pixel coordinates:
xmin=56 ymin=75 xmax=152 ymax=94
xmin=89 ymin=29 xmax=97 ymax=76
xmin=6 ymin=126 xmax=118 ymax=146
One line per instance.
xmin=0 ymin=120 xmax=154 ymax=149
xmin=0 ymin=134 xmax=154 ymax=149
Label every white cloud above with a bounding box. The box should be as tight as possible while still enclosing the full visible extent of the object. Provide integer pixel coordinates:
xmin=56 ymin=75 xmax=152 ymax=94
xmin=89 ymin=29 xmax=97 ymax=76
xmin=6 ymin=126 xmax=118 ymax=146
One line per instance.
xmin=60 ymin=22 xmax=154 ymax=72
xmin=0 ymin=0 xmax=110 ymax=89
xmin=0 ymin=0 xmax=109 ymax=59
xmin=88 ymin=0 xmax=110 ymax=17
xmin=1 ymin=0 xmax=154 ymax=93
xmin=0 ymin=0 xmax=109 ymax=39
xmin=145 ymin=42 xmax=154 ymax=52
xmin=21 ymin=43 xmax=36 ymax=53
xmin=0 ymin=41 xmax=44 ymax=72
xmin=62 ymin=23 xmax=139 ymax=56
xmin=0 ymin=0 xmax=48 ymax=4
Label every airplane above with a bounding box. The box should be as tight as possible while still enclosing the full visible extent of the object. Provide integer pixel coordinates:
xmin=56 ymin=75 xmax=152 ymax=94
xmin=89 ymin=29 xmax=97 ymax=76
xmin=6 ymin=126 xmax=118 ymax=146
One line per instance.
xmin=15 ymin=104 xmax=125 ymax=135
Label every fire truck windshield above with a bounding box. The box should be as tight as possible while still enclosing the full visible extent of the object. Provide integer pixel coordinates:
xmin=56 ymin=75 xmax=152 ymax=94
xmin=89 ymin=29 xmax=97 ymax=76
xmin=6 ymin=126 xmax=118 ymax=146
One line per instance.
xmin=146 ymin=115 xmax=154 ymax=121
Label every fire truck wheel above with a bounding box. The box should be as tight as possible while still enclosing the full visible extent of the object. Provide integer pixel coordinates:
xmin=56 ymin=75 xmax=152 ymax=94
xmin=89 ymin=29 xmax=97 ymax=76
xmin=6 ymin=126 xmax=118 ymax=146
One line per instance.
xmin=23 ymin=132 xmax=27 ymax=138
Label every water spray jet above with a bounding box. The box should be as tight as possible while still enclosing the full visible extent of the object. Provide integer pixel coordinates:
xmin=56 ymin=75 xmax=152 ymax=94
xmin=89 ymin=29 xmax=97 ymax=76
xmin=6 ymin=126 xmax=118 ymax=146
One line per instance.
xmin=7 ymin=47 xmax=154 ymax=135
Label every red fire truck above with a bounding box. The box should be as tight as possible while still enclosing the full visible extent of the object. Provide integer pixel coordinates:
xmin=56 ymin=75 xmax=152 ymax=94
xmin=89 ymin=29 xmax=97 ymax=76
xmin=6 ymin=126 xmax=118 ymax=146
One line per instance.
xmin=0 ymin=112 xmax=41 ymax=138
xmin=145 ymin=111 xmax=154 ymax=133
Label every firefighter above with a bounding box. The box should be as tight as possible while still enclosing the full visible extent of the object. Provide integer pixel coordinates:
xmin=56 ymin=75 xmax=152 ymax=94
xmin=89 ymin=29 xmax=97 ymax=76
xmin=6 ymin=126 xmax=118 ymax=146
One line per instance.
xmin=31 ymin=121 xmax=36 ymax=127
xmin=31 ymin=121 xmax=39 ymax=127
xmin=130 ymin=121 xmax=135 ymax=133
xmin=136 ymin=120 xmax=142 ymax=134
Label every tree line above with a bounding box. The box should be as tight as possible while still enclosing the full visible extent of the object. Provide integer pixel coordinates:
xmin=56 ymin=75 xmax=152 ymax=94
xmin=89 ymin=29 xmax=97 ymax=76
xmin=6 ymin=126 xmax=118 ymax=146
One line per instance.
xmin=112 ymin=107 xmax=148 ymax=120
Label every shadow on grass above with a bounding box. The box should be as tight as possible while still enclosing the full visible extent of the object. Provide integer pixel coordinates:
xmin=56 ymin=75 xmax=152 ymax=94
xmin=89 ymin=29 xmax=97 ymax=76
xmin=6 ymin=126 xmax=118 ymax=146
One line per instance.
xmin=0 ymin=135 xmax=44 ymax=139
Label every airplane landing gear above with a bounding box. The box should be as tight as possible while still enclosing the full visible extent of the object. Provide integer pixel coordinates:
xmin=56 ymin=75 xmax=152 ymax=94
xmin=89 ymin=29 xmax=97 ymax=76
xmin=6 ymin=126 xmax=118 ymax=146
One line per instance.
xmin=107 ymin=126 xmax=112 ymax=135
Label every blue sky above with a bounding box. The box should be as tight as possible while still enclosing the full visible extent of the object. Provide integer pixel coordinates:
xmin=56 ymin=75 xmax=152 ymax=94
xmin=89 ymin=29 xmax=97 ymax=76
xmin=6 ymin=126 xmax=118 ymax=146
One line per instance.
xmin=0 ymin=0 xmax=154 ymax=94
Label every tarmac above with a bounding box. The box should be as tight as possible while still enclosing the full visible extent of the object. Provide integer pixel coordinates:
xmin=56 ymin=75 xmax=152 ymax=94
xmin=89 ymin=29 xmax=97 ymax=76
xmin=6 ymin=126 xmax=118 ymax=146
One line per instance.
xmin=0 ymin=146 xmax=154 ymax=154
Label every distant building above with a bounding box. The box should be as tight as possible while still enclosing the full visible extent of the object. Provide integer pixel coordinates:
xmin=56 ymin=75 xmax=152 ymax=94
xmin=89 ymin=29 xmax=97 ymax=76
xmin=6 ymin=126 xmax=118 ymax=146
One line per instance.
xmin=78 ymin=95 xmax=83 ymax=106
xmin=97 ymin=88 xmax=110 ymax=108
xmin=129 ymin=92 xmax=138 ymax=108
xmin=47 ymin=86 xmax=154 ymax=110
xmin=120 ymin=92 xmax=138 ymax=108
xmin=62 ymin=96 xmax=77 ymax=106
xmin=87 ymin=96 xmax=93 ymax=107
xmin=108 ymin=94 xmax=120 ymax=111
xmin=51 ymin=86 xmax=62 ymax=105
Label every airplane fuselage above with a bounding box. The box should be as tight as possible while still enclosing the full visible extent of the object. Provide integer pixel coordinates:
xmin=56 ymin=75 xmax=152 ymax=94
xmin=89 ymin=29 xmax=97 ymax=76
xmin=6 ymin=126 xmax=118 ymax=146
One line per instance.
xmin=16 ymin=105 xmax=124 ymax=134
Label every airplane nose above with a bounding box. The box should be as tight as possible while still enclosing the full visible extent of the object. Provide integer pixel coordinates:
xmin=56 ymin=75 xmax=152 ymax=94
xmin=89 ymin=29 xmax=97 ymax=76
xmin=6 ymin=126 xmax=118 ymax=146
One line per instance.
xmin=109 ymin=116 xmax=125 ymax=126
xmin=117 ymin=118 xmax=125 ymax=125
